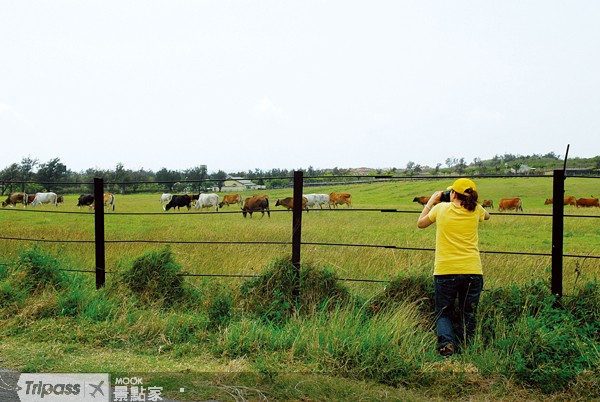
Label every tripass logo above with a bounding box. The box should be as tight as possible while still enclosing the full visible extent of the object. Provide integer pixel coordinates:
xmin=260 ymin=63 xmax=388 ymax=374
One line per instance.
xmin=16 ymin=373 xmax=110 ymax=402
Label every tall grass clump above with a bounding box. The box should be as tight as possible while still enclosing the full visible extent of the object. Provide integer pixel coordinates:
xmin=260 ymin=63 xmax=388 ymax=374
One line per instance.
xmin=117 ymin=246 xmax=187 ymax=307
xmin=240 ymin=257 xmax=350 ymax=323
xmin=370 ymin=270 xmax=434 ymax=315
xmin=477 ymin=278 xmax=600 ymax=394
xmin=11 ymin=245 xmax=71 ymax=293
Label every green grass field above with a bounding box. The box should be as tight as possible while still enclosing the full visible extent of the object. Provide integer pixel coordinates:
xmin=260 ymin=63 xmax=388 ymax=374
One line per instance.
xmin=1 ymin=176 xmax=599 ymax=293
xmin=1 ymin=176 xmax=599 ymax=401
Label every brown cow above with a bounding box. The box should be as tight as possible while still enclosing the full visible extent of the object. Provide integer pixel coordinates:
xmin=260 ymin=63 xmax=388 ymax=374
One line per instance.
xmin=576 ymin=197 xmax=600 ymax=208
xmin=412 ymin=196 xmax=431 ymax=206
xmin=275 ymin=196 xmax=308 ymax=211
xmin=242 ymin=195 xmax=270 ymax=218
xmin=482 ymin=199 xmax=494 ymax=209
xmin=498 ymin=198 xmax=523 ymax=212
xmin=57 ymin=195 xmax=64 ymax=204
xmin=544 ymin=196 xmax=577 ymax=206
xmin=2 ymin=192 xmax=27 ymax=208
xmin=219 ymin=193 xmax=243 ymax=208
xmin=329 ymin=192 xmax=352 ymax=208
xmin=26 ymin=194 xmax=36 ymax=205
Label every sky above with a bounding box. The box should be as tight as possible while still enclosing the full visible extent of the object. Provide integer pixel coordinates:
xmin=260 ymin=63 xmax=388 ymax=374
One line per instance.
xmin=1 ymin=1 xmax=599 ymax=174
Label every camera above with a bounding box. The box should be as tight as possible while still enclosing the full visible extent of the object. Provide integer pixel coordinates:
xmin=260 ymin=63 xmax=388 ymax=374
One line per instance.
xmin=440 ymin=189 xmax=451 ymax=202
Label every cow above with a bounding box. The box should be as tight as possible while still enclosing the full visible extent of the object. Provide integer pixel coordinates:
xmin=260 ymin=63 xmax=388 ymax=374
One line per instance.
xmin=498 ymin=198 xmax=523 ymax=212
xmin=29 ymin=192 xmax=58 ymax=207
xmin=160 ymin=193 xmax=173 ymax=204
xmin=412 ymin=196 xmax=430 ymax=206
xmin=329 ymin=192 xmax=352 ymax=208
xmin=57 ymin=195 xmax=64 ymax=204
xmin=77 ymin=194 xmax=95 ymax=209
xmin=576 ymin=197 xmax=600 ymax=208
xmin=194 ymin=193 xmax=219 ymax=212
xmin=2 ymin=192 xmax=27 ymax=208
xmin=164 ymin=194 xmax=192 ymax=211
xmin=482 ymin=199 xmax=494 ymax=209
xmin=219 ymin=194 xmax=243 ymax=208
xmin=275 ymin=196 xmax=308 ymax=211
xmin=103 ymin=193 xmax=115 ymax=211
xmin=26 ymin=194 xmax=37 ymax=205
xmin=544 ymin=196 xmax=577 ymax=206
xmin=242 ymin=195 xmax=270 ymax=218
xmin=304 ymin=194 xmax=330 ymax=210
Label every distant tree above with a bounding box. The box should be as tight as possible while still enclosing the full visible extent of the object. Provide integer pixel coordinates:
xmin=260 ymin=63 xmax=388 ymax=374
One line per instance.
xmin=20 ymin=157 xmax=39 ymax=182
xmin=156 ymin=168 xmax=181 ymax=191
xmin=211 ymin=170 xmax=228 ymax=192
xmin=185 ymin=165 xmax=208 ymax=192
xmin=36 ymin=158 xmax=68 ymax=191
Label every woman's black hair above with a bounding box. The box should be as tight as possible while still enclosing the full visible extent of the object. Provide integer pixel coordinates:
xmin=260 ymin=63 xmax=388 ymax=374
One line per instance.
xmin=455 ymin=189 xmax=478 ymax=212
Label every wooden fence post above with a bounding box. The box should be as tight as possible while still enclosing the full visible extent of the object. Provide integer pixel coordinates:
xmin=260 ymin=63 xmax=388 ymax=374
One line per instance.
xmin=94 ymin=178 xmax=106 ymax=289
xmin=551 ymin=169 xmax=564 ymax=299
xmin=291 ymin=171 xmax=303 ymax=301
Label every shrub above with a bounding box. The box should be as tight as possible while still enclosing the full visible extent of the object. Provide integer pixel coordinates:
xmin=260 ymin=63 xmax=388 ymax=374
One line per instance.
xmin=369 ymin=271 xmax=434 ymax=315
xmin=119 ymin=247 xmax=185 ymax=306
xmin=240 ymin=257 xmax=349 ymax=324
xmin=12 ymin=245 xmax=70 ymax=293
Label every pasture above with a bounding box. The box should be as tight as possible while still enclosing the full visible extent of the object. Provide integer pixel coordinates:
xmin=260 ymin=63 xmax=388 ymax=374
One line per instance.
xmin=1 ymin=176 xmax=599 ymax=295
xmin=1 ymin=175 xmax=599 ymax=401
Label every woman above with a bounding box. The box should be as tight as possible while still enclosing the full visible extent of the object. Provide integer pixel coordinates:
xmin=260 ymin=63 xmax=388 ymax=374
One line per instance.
xmin=417 ymin=178 xmax=490 ymax=357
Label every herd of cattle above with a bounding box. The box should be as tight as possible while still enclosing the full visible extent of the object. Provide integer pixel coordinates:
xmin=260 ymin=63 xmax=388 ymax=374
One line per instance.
xmin=159 ymin=192 xmax=353 ymax=218
xmin=412 ymin=195 xmax=599 ymax=211
xmin=0 ymin=191 xmax=116 ymax=211
xmin=2 ymin=190 xmax=598 ymax=215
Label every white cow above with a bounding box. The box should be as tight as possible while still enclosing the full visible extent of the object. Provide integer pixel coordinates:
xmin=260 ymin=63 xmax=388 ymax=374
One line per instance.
xmin=194 ymin=193 xmax=220 ymax=212
xmin=30 ymin=192 xmax=58 ymax=207
xmin=160 ymin=193 xmax=173 ymax=204
xmin=303 ymin=193 xmax=330 ymax=210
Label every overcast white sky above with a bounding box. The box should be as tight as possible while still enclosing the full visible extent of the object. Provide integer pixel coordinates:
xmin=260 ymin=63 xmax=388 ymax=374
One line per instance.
xmin=1 ymin=1 xmax=599 ymax=173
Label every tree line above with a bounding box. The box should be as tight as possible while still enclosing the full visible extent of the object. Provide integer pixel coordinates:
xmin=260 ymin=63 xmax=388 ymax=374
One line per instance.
xmin=1 ymin=153 xmax=598 ymax=196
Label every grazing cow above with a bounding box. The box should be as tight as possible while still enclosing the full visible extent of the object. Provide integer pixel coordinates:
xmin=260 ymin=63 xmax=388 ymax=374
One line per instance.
xmin=77 ymin=194 xmax=95 ymax=209
xmin=30 ymin=192 xmax=58 ymax=207
xmin=194 ymin=193 xmax=220 ymax=212
xmin=164 ymin=194 xmax=192 ymax=211
xmin=304 ymin=194 xmax=330 ymax=210
xmin=576 ymin=197 xmax=600 ymax=208
xmin=498 ymin=198 xmax=523 ymax=212
xmin=275 ymin=196 xmax=308 ymax=211
xmin=412 ymin=196 xmax=431 ymax=206
xmin=482 ymin=199 xmax=494 ymax=209
xmin=544 ymin=196 xmax=577 ymax=206
xmin=103 ymin=193 xmax=115 ymax=211
xmin=57 ymin=195 xmax=64 ymax=204
xmin=160 ymin=193 xmax=173 ymax=204
xmin=329 ymin=192 xmax=352 ymax=208
xmin=242 ymin=195 xmax=270 ymax=218
xmin=219 ymin=193 xmax=243 ymax=208
xmin=2 ymin=192 xmax=27 ymax=208
xmin=26 ymin=194 xmax=37 ymax=205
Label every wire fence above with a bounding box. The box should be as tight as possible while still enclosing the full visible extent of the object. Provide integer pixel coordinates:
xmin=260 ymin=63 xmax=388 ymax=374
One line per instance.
xmin=1 ymin=171 xmax=599 ymax=297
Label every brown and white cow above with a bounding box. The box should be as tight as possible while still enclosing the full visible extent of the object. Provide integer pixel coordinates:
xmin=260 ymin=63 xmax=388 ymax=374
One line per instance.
xmin=219 ymin=193 xmax=243 ymax=208
xmin=498 ymin=198 xmax=523 ymax=212
xmin=242 ymin=195 xmax=270 ymax=218
xmin=482 ymin=199 xmax=494 ymax=209
xmin=544 ymin=196 xmax=577 ymax=206
xmin=275 ymin=196 xmax=308 ymax=211
xmin=2 ymin=192 xmax=27 ymax=208
xmin=412 ymin=196 xmax=431 ymax=206
xmin=330 ymin=192 xmax=352 ymax=208
xmin=576 ymin=197 xmax=600 ymax=208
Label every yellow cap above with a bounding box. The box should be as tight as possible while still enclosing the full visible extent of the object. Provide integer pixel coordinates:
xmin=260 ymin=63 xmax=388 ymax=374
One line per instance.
xmin=447 ymin=178 xmax=477 ymax=195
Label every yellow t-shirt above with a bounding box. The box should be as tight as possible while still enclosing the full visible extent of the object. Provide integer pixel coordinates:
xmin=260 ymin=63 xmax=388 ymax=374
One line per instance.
xmin=427 ymin=202 xmax=486 ymax=275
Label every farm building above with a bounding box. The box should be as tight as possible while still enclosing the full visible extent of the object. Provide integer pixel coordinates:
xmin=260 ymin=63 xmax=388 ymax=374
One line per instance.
xmin=213 ymin=176 xmax=266 ymax=192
